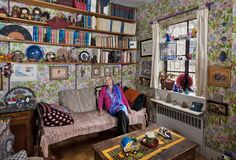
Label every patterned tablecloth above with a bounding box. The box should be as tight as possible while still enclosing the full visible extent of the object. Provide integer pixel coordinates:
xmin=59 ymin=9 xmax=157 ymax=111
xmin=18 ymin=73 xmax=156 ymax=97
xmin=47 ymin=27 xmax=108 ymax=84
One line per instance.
xmin=102 ymin=129 xmax=186 ymax=160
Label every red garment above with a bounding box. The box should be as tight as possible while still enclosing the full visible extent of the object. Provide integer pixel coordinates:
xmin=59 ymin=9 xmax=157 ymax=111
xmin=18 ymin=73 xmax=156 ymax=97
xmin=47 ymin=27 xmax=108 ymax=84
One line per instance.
xmin=98 ymin=85 xmax=130 ymax=112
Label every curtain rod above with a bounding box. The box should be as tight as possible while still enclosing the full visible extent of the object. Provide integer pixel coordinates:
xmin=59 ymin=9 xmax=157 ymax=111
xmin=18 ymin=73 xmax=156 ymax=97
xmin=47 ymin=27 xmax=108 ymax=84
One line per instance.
xmin=150 ymin=2 xmax=213 ymax=24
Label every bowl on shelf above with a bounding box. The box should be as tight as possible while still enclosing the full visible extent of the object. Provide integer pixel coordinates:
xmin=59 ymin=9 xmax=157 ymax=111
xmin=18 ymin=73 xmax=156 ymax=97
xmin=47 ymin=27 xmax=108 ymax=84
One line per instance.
xmin=26 ymin=45 xmax=44 ymax=62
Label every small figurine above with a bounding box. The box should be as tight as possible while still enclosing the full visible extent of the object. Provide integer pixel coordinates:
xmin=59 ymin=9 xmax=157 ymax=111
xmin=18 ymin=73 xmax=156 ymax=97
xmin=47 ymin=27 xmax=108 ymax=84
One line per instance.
xmin=11 ymin=6 xmax=21 ymax=18
xmin=121 ymin=136 xmax=140 ymax=157
xmin=0 ymin=7 xmax=8 ymax=17
xmin=20 ymin=7 xmax=32 ymax=20
xmin=41 ymin=11 xmax=50 ymax=22
xmin=32 ymin=7 xmax=42 ymax=21
xmin=158 ymin=127 xmax=172 ymax=139
xmin=191 ymin=27 xmax=197 ymax=38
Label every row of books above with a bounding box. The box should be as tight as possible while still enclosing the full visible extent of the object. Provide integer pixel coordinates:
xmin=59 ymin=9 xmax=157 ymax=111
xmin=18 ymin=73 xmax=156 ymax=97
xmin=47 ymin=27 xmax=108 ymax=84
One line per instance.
xmin=96 ymin=18 xmax=136 ymax=34
xmin=94 ymin=34 xmax=131 ymax=48
xmin=97 ymin=50 xmax=132 ymax=63
xmin=33 ymin=26 xmax=91 ymax=46
xmin=110 ymin=3 xmax=135 ymax=20
xmin=73 ymin=0 xmax=135 ymax=20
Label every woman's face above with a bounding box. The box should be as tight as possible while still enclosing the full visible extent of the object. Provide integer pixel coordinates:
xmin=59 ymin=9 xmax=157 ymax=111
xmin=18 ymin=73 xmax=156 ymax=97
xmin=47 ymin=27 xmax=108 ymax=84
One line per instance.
xmin=105 ymin=76 xmax=113 ymax=87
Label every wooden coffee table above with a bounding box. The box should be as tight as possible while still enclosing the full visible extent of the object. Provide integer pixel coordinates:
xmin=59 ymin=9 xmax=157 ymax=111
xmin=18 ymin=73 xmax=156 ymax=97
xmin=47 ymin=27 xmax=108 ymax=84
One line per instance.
xmin=92 ymin=124 xmax=198 ymax=160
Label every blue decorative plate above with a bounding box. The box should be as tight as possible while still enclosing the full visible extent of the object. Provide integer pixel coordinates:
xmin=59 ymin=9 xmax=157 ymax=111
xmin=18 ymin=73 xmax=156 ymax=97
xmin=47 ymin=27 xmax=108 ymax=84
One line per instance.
xmin=26 ymin=45 xmax=44 ymax=62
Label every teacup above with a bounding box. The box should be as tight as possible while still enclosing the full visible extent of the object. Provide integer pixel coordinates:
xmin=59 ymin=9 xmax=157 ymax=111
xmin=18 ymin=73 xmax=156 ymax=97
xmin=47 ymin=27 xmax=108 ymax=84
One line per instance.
xmin=145 ymin=131 xmax=155 ymax=144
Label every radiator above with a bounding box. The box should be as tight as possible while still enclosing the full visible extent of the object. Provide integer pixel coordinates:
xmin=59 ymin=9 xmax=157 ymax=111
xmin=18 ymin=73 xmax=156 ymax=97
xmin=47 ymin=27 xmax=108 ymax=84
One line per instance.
xmin=155 ymin=104 xmax=205 ymax=154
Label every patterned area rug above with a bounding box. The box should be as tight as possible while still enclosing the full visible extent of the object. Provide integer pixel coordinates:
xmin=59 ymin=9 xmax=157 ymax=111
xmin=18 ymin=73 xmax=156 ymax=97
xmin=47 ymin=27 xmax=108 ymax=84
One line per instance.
xmin=102 ymin=129 xmax=186 ymax=160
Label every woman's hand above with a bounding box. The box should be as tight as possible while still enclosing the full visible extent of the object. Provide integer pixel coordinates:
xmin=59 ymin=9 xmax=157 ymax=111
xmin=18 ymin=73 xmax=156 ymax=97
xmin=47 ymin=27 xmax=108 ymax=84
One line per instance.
xmin=98 ymin=110 xmax=104 ymax=116
xmin=128 ymin=107 xmax=135 ymax=115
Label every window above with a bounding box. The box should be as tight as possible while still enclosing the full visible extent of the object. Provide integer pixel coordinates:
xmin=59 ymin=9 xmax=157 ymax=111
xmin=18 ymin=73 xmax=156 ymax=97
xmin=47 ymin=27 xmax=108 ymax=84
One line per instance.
xmin=164 ymin=19 xmax=197 ymax=91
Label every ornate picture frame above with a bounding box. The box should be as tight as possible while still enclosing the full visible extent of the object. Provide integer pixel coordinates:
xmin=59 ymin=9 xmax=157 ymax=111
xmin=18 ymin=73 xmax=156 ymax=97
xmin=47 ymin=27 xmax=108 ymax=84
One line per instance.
xmin=49 ymin=66 xmax=69 ymax=80
xmin=113 ymin=66 xmax=120 ymax=75
xmin=140 ymin=60 xmax=152 ymax=79
xmin=140 ymin=39 xmax=152 ymax=57
xmin=91 ymin=65 xmax=101 ymax=77
xmin=207 ymin=100 xmax=228 ymax=116
xmin=208 ymin=66 xmax=231 ymax=87
xmin=104 ymin=67 xmax=112 ymax=76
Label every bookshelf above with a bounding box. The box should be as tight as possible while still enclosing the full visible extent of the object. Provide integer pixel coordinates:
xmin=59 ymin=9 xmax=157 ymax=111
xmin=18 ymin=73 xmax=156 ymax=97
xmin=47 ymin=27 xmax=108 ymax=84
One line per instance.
xmin=0 ymin=0 xmax=137 ymax=67
xmin=0 ymin=38 xmax=137 ymax=51
xmin=0 ymin=16 xmax=136 ymax=36
xmin=0 ymin=61 xmax=137 ymax=65
xmin=12 ymin=0 xmax=136 ymax=23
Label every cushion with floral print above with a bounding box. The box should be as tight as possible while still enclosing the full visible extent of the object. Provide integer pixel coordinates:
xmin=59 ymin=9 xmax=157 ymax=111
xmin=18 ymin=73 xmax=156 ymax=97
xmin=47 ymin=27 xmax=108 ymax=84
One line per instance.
xmin=38 ymin=102 xmax=74 ymax=127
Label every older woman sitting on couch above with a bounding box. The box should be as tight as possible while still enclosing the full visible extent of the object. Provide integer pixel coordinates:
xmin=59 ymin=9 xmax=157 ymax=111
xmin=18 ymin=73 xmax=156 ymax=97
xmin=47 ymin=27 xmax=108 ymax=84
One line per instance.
xmin=98 ymin=75 xmax=135 ymax=135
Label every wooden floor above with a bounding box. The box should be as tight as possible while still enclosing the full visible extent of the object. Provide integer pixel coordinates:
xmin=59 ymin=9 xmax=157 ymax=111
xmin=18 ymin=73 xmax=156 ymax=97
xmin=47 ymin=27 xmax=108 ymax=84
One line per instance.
xmin=49 ymin=126 xmax=208 ymax=160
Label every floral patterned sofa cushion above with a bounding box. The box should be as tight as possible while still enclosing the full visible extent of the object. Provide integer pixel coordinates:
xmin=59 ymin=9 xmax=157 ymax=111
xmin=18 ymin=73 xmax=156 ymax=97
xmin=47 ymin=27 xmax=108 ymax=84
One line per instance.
xmin=0 ymin=119 xmax=15 ymax=160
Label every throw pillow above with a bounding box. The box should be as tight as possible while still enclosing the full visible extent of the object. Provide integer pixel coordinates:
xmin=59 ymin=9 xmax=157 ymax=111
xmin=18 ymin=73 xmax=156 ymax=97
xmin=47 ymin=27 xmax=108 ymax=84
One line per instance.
xmin=132 ymin=94 xmax=147 ymax=111
xmin=124 ymin=88 xmax=141 ymax=107
xmin=4 ymin=150 xmax=27 ymax=160
xmin=123 ymin=88 xmax=147 ymax=111
xmin=50 ymin=103 xmax=70 ymax=113
xmin=190 ymin=102 xmax=203 ymax=112
xmin=0 ymin=119 xmax=14 ymax=160
xmin=38 ymin=102 xmax=74 ymax=127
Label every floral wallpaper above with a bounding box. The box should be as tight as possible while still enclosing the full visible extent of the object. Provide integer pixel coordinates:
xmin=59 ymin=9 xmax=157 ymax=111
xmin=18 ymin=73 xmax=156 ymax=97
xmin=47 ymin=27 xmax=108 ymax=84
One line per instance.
xmin=0 ymin=0 xmax=137 ymax=103
xmin=136 ymin=0 xmax=235 ymax=153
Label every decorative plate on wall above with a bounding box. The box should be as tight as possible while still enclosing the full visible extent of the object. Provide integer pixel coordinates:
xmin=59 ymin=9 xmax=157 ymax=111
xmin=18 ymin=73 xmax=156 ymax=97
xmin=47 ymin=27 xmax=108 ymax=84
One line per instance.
xmin=0 ymin=25 xmax=32 ymax=41
xmin=79 ymin=51 xmax=90 ymax=62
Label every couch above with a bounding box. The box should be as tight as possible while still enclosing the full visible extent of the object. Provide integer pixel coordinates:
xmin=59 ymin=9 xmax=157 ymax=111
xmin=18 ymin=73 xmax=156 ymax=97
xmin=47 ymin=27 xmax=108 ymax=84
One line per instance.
xmin=37 ymin=88 xmax=147 ymax=157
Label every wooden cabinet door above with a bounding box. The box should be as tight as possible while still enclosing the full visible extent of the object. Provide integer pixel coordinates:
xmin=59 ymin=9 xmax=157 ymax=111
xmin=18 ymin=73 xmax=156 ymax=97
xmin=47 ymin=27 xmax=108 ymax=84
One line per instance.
xmin=0 ymin=110 xmax=34 ymax=156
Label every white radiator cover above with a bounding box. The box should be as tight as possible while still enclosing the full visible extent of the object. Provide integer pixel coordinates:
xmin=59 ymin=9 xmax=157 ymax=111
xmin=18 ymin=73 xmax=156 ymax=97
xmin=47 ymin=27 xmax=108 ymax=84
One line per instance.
xmin=153 ymin=89 xmax=206 ymax=155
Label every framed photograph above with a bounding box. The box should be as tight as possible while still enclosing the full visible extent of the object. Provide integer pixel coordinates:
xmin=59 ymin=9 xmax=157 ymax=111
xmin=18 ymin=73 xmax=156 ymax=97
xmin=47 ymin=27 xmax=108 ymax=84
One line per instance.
xmin=208 ymin=66 xmax=231 ymax=87
xmin=0 ymin=68 xmax=2 ymax=90
xmin=140 ymin=60 xmax=152 ymax=79
xmin=113 ymin=66 xmax=120 ymax=75
xmin=49 ymin=66 xmax=68 ymax=80
xmin=207 ymin=100 xmax=228 ymax=116
xmin=11 ymin=64 xmax=37 ymax=81
xmin=91 ymin=65 xmax=101 ymax=77
xmin=140 ymin=39 xmax=152 ymax=57
xmin=104 ymin=67 xmax=112 ymax=76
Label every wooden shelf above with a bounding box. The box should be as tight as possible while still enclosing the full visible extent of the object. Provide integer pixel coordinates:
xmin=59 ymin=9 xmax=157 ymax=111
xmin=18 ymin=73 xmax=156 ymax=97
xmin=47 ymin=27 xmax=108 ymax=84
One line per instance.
xmin=0 ymin=16 xmax=135 ymax=36
xmin=12 ymin=0 xmax=136 ymax=23
xmin=0 ymin=38 xmax=137 ymax=51
xmin=0 ymin=61 xmax=137 ymax=65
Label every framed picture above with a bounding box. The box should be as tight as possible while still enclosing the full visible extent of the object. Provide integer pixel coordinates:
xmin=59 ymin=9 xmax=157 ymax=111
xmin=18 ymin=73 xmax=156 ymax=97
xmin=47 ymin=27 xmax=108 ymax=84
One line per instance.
xmin=49 ymin=66 xmax=68 ymax=80
xmin=140 ymin=60 xmax=152 ymax=79
xmin=11 ymin=64 xmax=37 ymax=81
xmin=208 ymin=66 xmax=231 ymax=87
xmin=207 ymin=100 xmax=228 ymax=116
xmin=113 ymin=66 xmax=120 ymax=75
xmin=91 ymin=65 xmax=101 ymax=77
xmin=0 ymin=68 xmax=2 ymax=90
xmin=104 ymin=67 xmax=112 ymax=76
xmin=140 ymin=39 xmax=152 ymax=57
